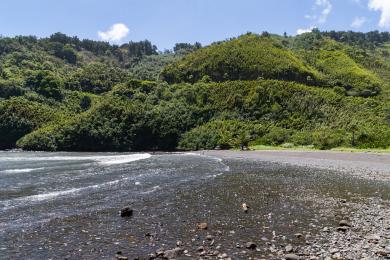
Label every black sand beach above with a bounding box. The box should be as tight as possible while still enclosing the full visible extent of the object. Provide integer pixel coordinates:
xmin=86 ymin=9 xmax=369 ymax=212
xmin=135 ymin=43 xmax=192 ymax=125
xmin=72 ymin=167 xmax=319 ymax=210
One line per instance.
xmin=0 ymin=151 xmax=389 ymax=259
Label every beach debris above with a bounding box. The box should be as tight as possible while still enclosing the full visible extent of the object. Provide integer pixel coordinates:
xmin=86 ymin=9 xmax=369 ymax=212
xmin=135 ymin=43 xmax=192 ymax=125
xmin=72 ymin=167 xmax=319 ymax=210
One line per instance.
xmin=120 ymin=207 xmax=133 ymax=217
xmin=197 ymin=222 xmax=208 ymax=230
xmin=242 ymin=203 xmax=249 ymax=213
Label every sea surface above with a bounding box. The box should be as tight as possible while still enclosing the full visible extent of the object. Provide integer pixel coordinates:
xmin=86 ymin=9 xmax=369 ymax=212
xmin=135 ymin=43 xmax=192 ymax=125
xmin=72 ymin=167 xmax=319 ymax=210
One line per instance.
xmin=0 ymin=151 xmax=388 ymax=259
xmin=0 ymin=151 xmax=228 ymax=232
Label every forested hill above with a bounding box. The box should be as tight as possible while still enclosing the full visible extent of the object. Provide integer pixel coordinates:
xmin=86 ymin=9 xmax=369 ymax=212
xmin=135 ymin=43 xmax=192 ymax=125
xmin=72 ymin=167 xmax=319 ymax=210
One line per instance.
xmin=2 ymin=30 xmax=390 ymax=151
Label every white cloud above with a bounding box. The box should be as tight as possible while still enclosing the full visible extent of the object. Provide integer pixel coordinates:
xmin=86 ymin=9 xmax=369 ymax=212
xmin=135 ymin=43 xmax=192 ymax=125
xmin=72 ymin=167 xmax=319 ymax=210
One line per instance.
xmin=316 ymin=0 xmax=333 ymax=23
xmin=297 ymin=26 xmax=316 ymax=35
xmin=98 ymin=23 xmax=129 ymax=42
xmin=305 ymin=0 xmax=333 ymax=24
xmin=351 ymin=16 xmax=368 ymax=28
xmin=369 ymin=0 xmax=390 ymax=27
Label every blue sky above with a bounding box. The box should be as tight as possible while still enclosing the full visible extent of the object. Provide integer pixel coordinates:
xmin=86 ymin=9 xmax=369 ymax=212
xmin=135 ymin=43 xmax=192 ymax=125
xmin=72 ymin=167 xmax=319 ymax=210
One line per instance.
xmin=1 ymin=0 xmax=390 ymax=50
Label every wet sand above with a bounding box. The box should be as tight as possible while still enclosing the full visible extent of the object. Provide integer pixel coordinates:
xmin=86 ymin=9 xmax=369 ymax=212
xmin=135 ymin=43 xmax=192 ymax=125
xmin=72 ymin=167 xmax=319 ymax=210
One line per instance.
xmin=1 ymin=151 xmax=389 ymax=259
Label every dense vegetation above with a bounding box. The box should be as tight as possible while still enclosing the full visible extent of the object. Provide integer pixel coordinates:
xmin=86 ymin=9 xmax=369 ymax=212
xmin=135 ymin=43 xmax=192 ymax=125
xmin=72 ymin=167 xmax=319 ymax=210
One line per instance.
xmin=2 ymin=30 xmax=390 ymax=151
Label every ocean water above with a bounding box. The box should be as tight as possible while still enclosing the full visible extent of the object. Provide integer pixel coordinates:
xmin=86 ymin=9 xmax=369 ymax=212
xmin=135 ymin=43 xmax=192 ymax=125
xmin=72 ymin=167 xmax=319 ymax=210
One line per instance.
xmin=0 ymin=151 xmax=228 ymax=233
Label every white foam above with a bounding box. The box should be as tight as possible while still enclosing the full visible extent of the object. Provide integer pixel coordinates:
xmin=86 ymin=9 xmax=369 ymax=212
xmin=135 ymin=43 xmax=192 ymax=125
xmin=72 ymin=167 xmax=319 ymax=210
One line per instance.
xmin=26 ymin=188 xmax=82 ymax=202
xmin=2 ymin=179 xmax=124 ymax=208
xmin=183 ymin=152 xmax=200 ymax=156
xmin=97 ymin=153 xmax=151 ymax=165
xmin=0 ymin=153 xmax=152 ymax=165
xmin=141 ymin=185 xmax=160 ymax=194
xmin=0 ymin=168 xmax=43 ymax=174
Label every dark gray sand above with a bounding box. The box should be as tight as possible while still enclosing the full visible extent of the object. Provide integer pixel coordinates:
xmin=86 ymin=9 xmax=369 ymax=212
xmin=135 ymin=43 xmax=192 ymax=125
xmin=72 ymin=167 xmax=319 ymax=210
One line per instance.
xmin=205 ymin=150 xmax=390 ymax=182
xmin=0 ymin=151 xmax=389 ymax=259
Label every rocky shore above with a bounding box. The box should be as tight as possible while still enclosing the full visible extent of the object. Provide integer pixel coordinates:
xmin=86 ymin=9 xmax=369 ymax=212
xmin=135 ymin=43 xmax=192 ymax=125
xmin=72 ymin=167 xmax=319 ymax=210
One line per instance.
xmin=1 ymin=151 xmax=389 ymax=259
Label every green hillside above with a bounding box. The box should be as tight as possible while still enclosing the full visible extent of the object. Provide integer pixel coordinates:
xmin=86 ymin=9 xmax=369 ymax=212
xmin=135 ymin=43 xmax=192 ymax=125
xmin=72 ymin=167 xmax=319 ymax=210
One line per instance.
xmin=161 ymin=33 xmax=320 ymax=85
xmin=2 ymin=31 xmax=390 ymax=151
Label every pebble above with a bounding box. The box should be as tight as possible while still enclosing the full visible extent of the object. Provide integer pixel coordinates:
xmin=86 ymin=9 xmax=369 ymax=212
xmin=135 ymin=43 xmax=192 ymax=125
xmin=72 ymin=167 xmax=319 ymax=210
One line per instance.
xmin=119 ymin=207 xmax=133 ymax=217
xmin=294 ymin=233 xmax=303 ymax=238
xmin=339 ymin=220 xmax=351 ymax=227
xmin=206 ymin=235 xmax=213 ymax=240
xmin=336 ymin=226 xmax=349 ymax=232
xmin=285 ymin=244 xmax=293 ymax=253
xmin=245 ymin=242 xmax=257 ymax=250
xmin=365 ymin=234 xmax=380 ymax=243
xmin=197 ymin=223 xmax=208 ymax=230
xmin=164 ymin=247 xmax=184 ymax=259
xmin=284 ymin=253 xmax=300 ymax=260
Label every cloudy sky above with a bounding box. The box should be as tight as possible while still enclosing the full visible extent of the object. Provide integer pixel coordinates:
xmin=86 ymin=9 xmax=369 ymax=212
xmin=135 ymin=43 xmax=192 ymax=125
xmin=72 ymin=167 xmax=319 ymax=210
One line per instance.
xmin=1 ymin=0 xmax=390 ymax=49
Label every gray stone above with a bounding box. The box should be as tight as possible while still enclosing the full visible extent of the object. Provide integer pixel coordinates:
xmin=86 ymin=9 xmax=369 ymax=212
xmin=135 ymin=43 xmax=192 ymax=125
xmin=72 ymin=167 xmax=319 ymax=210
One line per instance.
xmin=245 ymin=242 xmax=257 ymax=250
xmin=339 ymin=220 xmax=351 ymax=227
xmin=284 ymin=253 xmax=299 ymax=260
xmin=197 ymin=223 xmax=208 ymax=230
xmin=337 ymin=226 xmax=349 ymax=232
xmin=285 ymin=244 xmax=293 ymax=253
xmin=206 ymin=234 xmax=213 ymax=240
xmin=164 ymin=248 xmax=184 ymax=259
xmin=119 ymin=207 xmax=133 ymax=217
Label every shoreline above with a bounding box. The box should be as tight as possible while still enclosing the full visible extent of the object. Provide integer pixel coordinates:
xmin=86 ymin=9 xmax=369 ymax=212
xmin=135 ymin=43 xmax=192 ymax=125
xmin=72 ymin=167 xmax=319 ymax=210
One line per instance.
xmin=202 ymin=150 xmax=390 ymax=182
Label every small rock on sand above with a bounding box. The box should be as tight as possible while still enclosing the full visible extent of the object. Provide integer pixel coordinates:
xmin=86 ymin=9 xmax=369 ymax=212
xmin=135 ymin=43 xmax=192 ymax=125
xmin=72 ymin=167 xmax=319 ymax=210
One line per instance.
xmin=284 ymin=253 xmax=299 ymax=260
xmin=242 ymin=203 xmax=249 ymax=213
xmin=337 ymin=226 xmax=349 ymax=232
xmin=119 ymin=207 xmax=133 ymax=217
xmin=115 ymin=251 xmax=128 ymax=260
xmin=164 ymin=247 xmax=184 ymax=259
xmin=197 ymin=223 xmax=208 ymax=230
xmin=245 ymin=242 xmax=257 ymax=250
xmin=294 ymin=233 xmax=303 ymax=238
xmin=206 ymin=234 xmax=213 ymax=240
xmin=339 ymin=220 xmax=351 ymax=227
